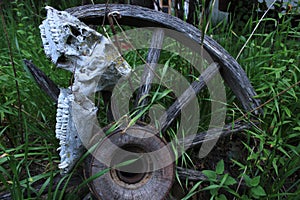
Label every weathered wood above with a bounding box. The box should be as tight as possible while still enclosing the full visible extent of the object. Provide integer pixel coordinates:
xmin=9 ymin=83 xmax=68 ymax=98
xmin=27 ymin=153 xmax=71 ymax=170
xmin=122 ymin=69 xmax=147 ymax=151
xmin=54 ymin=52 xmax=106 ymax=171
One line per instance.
xmin=174 ymin=121 xmax=250 ymax=182
xmin=0 ymin=192 xmax=11 ymax=200
xmin=176 ymin=167 xmax=207 ymax=181
xmin=130 ymin=0 xmax=154 ymax=9
xmin=160 ymin=63 xmax=220 ymax=133
xmin=66 ymin=4 xmax=262 ymax=114
xmin=86 ymin=125 xmax=174 ymax=200
xmin=24 ymin=59 xmax=60 ymax=102
xmin=176 ymin=166 xmax=244 ymax=186
xmin=0 ymin=121 xmax=248 ymax=199
xmin=175 ymin=121 xmax=250 ymax=181
xmin=135 ymin=28 xmax=165 ymax=120
xmin=180 ymin=121 xmax=251 ymax=148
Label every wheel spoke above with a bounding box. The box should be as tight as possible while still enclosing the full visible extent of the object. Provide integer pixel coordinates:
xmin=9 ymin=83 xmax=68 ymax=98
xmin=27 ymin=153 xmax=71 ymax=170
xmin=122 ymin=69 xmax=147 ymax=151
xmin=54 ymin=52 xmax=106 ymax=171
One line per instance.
xmin=179 ymin=121 xmax=251 ymax=149
xmin=160 ymin=63 xmax=220 ymax=133
xmin=176 ymin=166 xmax=207 ymax=181
xmin=176 ymin=122 xmax=251 ymax=182
xmin=23 ymin=59 xmax=60 ymax=102
xmin=176 ymin=166 xmax=242 ymax=184
xmin=67 ymin=4 xmax=261 ymax=114
xmin=135 ymin=28 xmax=165 ymax=120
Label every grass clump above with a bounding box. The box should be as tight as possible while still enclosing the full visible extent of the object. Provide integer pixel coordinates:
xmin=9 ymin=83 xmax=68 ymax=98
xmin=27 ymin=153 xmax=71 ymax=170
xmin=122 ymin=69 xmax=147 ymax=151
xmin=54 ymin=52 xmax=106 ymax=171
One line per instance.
xmin=0 ymin=0 xmax=299 ymax=199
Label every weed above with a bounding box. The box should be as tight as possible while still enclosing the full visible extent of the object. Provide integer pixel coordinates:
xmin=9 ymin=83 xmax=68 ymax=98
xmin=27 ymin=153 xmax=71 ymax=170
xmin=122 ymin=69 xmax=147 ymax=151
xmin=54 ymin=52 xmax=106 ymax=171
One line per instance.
xmin=0 ymin=0 xmax=299 ymax=199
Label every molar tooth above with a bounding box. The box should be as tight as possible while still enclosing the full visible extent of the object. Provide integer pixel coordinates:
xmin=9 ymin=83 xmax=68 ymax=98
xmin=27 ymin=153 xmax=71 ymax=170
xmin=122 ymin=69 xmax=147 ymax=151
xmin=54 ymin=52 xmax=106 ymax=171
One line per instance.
xmin=56 ymin=134 xmax=63 ymax=139
xmin=57 ymin=111 xmax=63 ymax=115
xmin=62 ymin=126 xmax=68 ymax=130
xmin=61 ymin=115 xmax=68 ymax=120
xmin=58 ymin=104 xmax=69 ymax=109
xmin=52 ymin=33 xmax=59 ymax=38
xmin=62 ymin=118 xmax=68 ymax=122
xmin=55 ymin=130 xmax=62 ymax=135
xmin=57 ymin=133 xmax=65 ymax=140
xmin=59 ymin=161 xmax=68 ymax=169
xmin=62 ymin=114 xmax=69 ymax=118
xmin=56 ymin=131 xmax=63 ymax=137
xmin=59 ymin=137 xmax=66 ymax=141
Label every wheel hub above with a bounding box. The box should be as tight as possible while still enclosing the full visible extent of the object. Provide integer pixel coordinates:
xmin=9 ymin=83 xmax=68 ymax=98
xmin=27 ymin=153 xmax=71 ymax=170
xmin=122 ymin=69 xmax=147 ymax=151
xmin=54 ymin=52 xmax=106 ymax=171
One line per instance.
xmin=110 ymin=145 xmax=152 ymax=187
xmin=86 ymin=123 xmax=174 ymax=200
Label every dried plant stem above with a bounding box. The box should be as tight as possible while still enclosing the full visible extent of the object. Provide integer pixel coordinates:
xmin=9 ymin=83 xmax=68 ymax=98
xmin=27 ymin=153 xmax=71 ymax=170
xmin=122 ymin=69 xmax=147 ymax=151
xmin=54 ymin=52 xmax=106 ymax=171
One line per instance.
xmin=0 ymin=5 xmax=24 ymax=143
xmin=239 ymin=79 xmax=300 ymax=121
xmin=236 ymin=0 xmax=276 ymax=60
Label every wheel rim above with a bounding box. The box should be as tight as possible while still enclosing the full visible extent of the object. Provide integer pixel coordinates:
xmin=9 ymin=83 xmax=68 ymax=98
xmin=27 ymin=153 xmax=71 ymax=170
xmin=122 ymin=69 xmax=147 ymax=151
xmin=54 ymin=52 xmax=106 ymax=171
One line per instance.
xmin=53 ymin=4 xmax=262 ymax=199
xmin=66 ymin=4 xmax=261 ymax=113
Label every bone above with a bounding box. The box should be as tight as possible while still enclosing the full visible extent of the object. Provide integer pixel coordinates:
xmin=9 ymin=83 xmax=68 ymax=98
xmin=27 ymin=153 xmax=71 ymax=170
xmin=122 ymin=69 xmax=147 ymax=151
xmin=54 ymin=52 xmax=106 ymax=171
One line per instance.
xmin=55 ymin=89 xmax=84 ymax=174
xmin=40 ymin=6 xmax=132 ymax=174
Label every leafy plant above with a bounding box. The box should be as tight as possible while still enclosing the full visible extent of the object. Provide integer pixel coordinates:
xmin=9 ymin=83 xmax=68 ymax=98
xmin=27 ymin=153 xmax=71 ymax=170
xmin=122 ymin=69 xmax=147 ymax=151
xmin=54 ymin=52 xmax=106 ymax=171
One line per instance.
xmin=200 ymin=160 xmax=238 ymax=199
xmin=0 ymin=0 xmax=299 ymax=199
xmin=242 ymin=175 xmax=266 ymax=199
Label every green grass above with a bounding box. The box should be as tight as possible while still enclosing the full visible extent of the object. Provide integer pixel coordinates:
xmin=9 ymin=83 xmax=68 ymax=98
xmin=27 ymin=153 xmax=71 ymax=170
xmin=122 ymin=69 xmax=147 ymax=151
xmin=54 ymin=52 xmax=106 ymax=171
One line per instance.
xmin=0 ymin=0 xmax=300 ymax=199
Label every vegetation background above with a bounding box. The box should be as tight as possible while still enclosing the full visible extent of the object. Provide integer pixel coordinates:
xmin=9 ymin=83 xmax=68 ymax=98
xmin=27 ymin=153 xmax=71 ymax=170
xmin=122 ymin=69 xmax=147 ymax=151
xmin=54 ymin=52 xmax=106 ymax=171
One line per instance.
xmin=0 ymin=0 xmax=299 ymax=199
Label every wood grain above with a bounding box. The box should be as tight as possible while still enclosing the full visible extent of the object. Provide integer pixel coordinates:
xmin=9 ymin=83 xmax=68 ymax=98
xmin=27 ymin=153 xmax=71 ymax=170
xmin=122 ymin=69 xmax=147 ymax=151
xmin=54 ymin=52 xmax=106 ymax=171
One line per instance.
xmin=66 ymin=4 xmax=261 ymax=114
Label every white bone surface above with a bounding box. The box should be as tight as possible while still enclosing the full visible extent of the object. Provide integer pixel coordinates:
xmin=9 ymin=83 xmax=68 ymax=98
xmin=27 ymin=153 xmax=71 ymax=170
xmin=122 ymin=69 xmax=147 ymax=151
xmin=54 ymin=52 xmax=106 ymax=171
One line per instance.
xmin=56 ymin=88 xmax=84 ymax=174
xmin=40 ymin=6 xmax=131 ymax=174
xmin=40 ymin=6 xmax=131 ymax=94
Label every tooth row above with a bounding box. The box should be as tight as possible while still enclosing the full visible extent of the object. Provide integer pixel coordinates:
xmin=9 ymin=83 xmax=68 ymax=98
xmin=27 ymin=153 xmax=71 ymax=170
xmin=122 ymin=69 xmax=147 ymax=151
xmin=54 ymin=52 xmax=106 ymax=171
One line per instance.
xmin=56 ymin=90 xmax=69 ymax=148
xmin=55 ymin=89 xmax=84 ymax=175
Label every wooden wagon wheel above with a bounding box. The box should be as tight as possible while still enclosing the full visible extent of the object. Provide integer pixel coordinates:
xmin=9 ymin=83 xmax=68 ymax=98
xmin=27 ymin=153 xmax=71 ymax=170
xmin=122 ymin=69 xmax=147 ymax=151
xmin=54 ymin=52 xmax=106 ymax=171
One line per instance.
xmin=62 ymin=4 xmax=262 ymax=200
xmin=24 ymin=3 xmax=262 ymax=200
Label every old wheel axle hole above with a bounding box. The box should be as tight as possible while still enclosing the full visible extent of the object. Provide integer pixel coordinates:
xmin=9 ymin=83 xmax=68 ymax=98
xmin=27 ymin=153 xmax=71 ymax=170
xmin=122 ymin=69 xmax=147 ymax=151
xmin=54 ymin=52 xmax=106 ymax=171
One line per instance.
xmin=111 ymin=145 xmax=152 ymax=186
xmin=116 ymin=154 xmax=146 ymax=184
